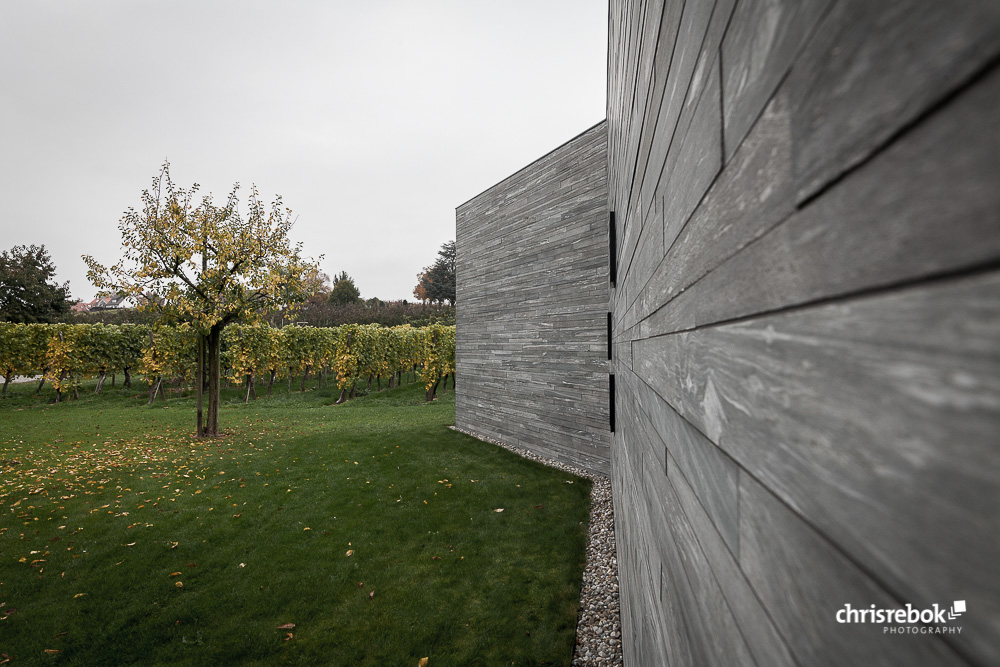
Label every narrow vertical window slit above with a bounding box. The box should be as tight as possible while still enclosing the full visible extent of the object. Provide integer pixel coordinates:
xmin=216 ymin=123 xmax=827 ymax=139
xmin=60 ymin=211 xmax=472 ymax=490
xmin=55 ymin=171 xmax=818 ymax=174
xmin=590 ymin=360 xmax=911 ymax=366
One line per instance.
xmin=609 ymin=211 xmax=618 ymax=287
xmin=609 ymin=373 xmax=616 ymax=433
xmin=607 ymin=312 xmax=613 ymax=360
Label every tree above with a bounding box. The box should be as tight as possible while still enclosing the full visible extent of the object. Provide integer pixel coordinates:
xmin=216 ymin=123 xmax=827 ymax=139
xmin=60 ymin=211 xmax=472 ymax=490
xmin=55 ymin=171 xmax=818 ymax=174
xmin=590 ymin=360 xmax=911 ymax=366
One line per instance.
xmin=413 ymin=240 xmax=456 ymax=306
xmin=0 ymin=244 xmax=72 ymax=323
xmin=84 ymin=162 xmax=317 ymax=437
xmin=329 ymin=271 xmax=362 ymax=305
xmin=301 ymin=267 xmax=332 ymax=304
xmin=412 ymin=276 xmax=430 ymax=304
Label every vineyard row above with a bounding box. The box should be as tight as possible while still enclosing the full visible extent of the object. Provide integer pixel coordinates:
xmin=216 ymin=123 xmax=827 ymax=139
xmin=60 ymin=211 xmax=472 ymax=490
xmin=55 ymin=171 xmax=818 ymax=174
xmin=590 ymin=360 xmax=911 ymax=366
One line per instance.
xmin=0 ymin=322 xmax=456 ymax=403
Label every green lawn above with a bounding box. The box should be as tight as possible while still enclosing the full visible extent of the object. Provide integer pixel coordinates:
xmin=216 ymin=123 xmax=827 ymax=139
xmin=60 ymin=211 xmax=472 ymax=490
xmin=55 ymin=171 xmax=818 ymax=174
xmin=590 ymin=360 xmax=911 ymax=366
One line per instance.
xmin=0 ymin=379 xmax=591 ymax=666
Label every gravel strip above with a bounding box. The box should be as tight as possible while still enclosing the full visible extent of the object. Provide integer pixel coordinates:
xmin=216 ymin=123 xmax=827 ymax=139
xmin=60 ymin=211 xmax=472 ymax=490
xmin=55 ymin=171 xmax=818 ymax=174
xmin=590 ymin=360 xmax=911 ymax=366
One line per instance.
xmin=450 ymin=426 xmax=623 ymax=666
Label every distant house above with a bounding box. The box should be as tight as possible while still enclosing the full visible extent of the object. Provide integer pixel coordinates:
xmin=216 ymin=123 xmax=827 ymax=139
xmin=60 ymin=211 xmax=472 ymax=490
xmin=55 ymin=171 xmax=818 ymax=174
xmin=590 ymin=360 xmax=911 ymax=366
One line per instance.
xmin=74 ymin=294 xmax=127 ymax=312
xmin=92 ymin=294 xmax=126 ymax=310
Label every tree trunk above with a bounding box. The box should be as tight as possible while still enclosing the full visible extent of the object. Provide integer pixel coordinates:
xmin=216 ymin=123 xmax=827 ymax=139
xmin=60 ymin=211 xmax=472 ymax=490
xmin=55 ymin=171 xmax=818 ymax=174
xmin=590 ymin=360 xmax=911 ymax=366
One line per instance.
xmin=37 ymin=370 xmax=48 ymax=394
xmin=55 ymin=370 xmax=67 ymax=403
xmin=426 ymin=377 xmax=440 ymax=402
xmin=301 ymin=366 xmax=310 ymax=393
xmin=196 ymin=332 xmax=205 ymax=437
xmin=111 ymin=373 xmax=116 ymax=387
xmin=335 ymin=388 xmax=347 ymax=404
xmin=367 ymin=375 xmax=373 ymax=390
xmin=2 ymin=373 xmax=10 ymax=396
xmin=95 ymin=370 xmax=107 ymax=393
xmin=124 ymin=367 xmax=131 ymax=389
xmin=73 ymin=381 xmax=80 ymax=401
xmin=267 ymin=369 xmax=275 ymax=398
xmin=205 ymin=325 xmax=222 ymax=437
xmin=377 ymin=375 xmax=382 ymax=391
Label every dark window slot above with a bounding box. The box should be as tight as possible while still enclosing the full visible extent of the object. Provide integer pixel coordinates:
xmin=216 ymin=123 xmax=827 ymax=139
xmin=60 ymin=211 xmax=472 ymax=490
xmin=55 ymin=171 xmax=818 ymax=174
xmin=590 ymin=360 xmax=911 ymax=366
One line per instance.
xmin=609 ymin=374 xmax=616 ymax=433
xmin=607 ymin=312 xmax=613 ymax=360
xmin=609 ymin=211 xmax=617 ymax=287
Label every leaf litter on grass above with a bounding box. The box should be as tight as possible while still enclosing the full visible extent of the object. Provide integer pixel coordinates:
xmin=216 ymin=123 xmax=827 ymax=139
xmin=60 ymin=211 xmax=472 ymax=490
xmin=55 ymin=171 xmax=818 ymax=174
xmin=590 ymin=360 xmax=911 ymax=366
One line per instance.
xmin=0 ymin=381 xmax=591 ymax=664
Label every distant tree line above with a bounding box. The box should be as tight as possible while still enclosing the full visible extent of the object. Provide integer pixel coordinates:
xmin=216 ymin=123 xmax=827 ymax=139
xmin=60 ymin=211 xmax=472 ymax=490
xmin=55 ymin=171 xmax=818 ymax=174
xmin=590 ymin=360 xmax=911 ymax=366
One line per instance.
xmin=292 ymin=300 xmax=454 ymax=328
xmin=285 ymin=267 xmax=455 ymax=328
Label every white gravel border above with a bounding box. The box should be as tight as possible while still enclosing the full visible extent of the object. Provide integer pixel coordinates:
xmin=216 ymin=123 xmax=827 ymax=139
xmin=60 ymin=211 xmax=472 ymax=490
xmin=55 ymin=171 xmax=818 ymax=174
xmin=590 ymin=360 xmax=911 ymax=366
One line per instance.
xmin=450 ymin=426 xmax=623 ymax=666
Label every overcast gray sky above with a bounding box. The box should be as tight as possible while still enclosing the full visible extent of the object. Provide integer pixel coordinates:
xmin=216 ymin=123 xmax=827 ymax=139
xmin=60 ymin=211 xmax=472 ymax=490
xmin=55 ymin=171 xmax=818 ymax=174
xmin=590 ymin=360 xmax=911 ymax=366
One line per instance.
xmin=0 ymin=1 xmax=606 ymax=302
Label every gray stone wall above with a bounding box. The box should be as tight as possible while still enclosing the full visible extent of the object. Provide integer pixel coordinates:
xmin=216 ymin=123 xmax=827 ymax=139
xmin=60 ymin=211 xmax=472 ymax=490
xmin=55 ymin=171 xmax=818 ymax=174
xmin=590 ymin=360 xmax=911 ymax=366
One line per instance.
xmin=456 ymin=121 xmax=611 ymax=475
xmin=608 ymin=1 xmax=1000 ymax=666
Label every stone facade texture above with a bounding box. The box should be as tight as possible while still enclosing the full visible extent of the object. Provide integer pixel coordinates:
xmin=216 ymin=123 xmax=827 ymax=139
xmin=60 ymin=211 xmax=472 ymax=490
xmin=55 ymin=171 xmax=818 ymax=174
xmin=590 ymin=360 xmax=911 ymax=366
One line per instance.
xmin=455 ymin=121 xmax=611 ymax=475
xmin=608 ymin=1 xmax=1000 ymax=665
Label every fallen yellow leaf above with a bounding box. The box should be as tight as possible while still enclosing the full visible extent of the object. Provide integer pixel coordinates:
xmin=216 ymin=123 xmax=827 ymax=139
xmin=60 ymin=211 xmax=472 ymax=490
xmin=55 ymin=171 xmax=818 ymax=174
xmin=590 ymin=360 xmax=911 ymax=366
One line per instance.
xmin=346 ymin=550 xmax=354 ymax=557
xmin=73 ymin=593 xmax=86 ymax=598
xmin=175 ymin=581 xmax=183 ymax=588
xmin=277 ymin=623 xmax=295 ymax=629
xmin=419 ymin=658 xmax=429 ymax=666
xmin=44 ymin=649 xmax=60 ymax=655
xmin=169 ymin=572 xmax=181 ymax=577
xmin=494 ymin=508 xmax=504 ymax=513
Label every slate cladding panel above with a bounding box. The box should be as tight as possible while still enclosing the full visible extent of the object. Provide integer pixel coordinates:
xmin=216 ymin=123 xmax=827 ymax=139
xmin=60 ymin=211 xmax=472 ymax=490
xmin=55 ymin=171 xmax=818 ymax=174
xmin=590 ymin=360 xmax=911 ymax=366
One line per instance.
xmin=607 ymin=1 xmax=1000 ymax=665
xmin=455 ymin=121 xmax=611 ymax=475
